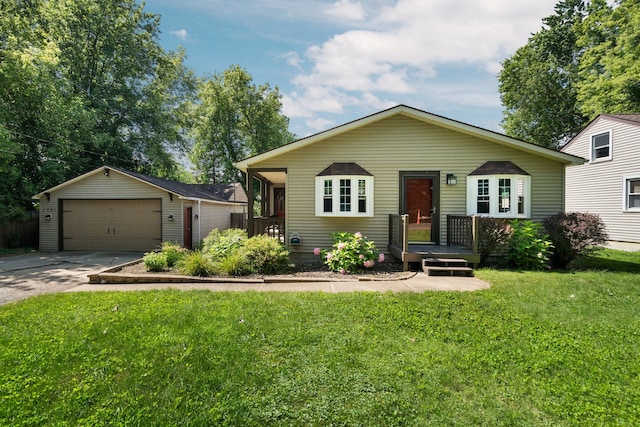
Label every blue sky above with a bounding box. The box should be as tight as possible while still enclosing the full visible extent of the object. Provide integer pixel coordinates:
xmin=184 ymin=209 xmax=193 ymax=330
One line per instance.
xmin=144 ymin=0 xmax=559 ymax=138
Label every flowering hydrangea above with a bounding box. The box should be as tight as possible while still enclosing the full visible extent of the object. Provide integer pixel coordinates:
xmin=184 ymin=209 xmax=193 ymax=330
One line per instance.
xmin=313 ymin=232 xmax=384 ymax=274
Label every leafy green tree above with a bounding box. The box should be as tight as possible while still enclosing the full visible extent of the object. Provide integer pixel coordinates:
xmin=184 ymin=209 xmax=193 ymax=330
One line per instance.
xmin=577 ymin=0 xmax=640 ymax=116
xmin=191 ymin=65 xmax=295 ymax=184
xmin=0 ymin=0 xmax=195 ymax=221
xmin=499 ymin=0 xmax=589 ymax=148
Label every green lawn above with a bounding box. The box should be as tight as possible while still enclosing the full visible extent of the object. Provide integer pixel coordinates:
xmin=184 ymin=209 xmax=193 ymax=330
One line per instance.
xmin=1 ymin=250 xmax=639 ymax=426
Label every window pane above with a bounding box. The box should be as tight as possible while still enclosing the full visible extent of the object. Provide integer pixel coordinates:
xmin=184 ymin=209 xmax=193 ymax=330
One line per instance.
xmin=323 ymin=180 xmax=332 ymax=212
xmin=477 ymin=179 xmax=489 ymax=214
xmin=499 ymin=178 xmax=511 ymax=213
xmin=630 ymin=179 xmax=640 ymax=194
xmin=630 ymin=195 xmax=640 ymax=208
xmin=358 ymin=179 xmax=366 ymax=213
xmin=517 ymin=178 xmax=524 ymax=214
xmin=340 ymin=179 xmax=351 ymax=212
xmin=592 ymin=133 xmax=610 ymax=159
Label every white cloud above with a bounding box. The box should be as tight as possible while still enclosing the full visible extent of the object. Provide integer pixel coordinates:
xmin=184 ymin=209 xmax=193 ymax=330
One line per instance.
xmin=324 ymin=0 xmax=366 ymax=21
xmin=170 ymin=29 xmax=188 ymax=41
xmin=284 ymin=0 xmax=558 ymax=130
xmin=282 ymin=51 xmax=303 ymax=68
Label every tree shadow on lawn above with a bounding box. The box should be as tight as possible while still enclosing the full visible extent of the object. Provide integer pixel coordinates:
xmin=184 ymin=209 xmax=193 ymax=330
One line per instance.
xmin=567 ymin=251 xmax=640 ymax=274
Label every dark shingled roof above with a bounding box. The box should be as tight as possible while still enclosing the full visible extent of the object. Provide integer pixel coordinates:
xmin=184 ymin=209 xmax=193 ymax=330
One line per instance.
xmin=111 ymin=167 xmax=247 ymax=204
xmin=604 ymin=114 xmax=640 ymax=125
xmin=317 ymin=162 xmax=373 ymax=176
xmin=469 ymin=161 xmax=529 ymax=176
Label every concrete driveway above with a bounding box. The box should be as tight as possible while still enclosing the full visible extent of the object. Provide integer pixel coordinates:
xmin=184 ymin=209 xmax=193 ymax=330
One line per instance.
xmin=0 ymin=252 xmax=142 ymax=305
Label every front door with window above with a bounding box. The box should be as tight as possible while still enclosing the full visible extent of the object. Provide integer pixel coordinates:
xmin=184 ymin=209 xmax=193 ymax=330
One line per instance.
xmin=400 ymin=172 xmax=439 ymax=244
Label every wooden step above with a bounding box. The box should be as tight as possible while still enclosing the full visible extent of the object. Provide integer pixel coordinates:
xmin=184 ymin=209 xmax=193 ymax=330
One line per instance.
xmin=422 ymin=258 xmax=469 ymax=268
xmin=424 ymin=266 xmax=474 ymax=277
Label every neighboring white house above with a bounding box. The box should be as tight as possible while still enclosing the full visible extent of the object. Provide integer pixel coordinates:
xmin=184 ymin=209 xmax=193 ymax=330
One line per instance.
xmin=561 ymin=114 xmax=640 ymax=244
xmin=33 ymin=166 xmax=247 ymax=252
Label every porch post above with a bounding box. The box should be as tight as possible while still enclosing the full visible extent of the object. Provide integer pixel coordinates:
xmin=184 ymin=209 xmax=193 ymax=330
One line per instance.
xmin=247 ymin=169 xmax=255 ymax=237
xmin=471 ymin=215 xmax=479 ymax=254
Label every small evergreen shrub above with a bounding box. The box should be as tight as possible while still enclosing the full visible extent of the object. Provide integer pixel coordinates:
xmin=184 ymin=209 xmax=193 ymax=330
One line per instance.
xmin=202 ymin=228 xmax=247 ymax=261
xmin=543 ymin=212 xmax=608 ymax=269
xmin=161 ymin=242 xmax=188 ymax=268
xmin=176 ymin=251 xmax=213 ymax=277
xmin=314 ymin=232 xmax=384 ymax=274
xmin=241 ymin=234 xmax=290 ymax=274
xmin=503 ymin=220 xmax=553 ymax=270
xmin=143 ymin=252 xmax=167 ymax=272
xmin=214 ymin=251 xmax=252 ymax=276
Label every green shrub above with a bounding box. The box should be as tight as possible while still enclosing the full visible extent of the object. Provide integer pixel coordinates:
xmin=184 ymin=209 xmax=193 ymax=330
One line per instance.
xmin=143 ymin=252 xmax=167 ymax=272
xmin=314 ymin=232 xmax=383 ymax=274
xmin=176 ymin=251 xmax=213 ymax=277
xmin=503 ymin=220 xmax=553 ymax=270
xmin=241 ymin=234 xmax=290 ymax=274
xmin=543 ymin=212 xmax=608 ymax=269
xmin=202 ymin=228 xmax=247 ymax=261
xmin=160 ymin=242 xmax=188 ymax=267
xmin=214 ymin=251 xmax=253 ymax=276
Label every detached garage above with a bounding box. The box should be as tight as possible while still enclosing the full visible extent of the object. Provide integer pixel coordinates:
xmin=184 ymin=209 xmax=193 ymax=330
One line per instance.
xmin=33 ymin=166 xmax=247 ymax=252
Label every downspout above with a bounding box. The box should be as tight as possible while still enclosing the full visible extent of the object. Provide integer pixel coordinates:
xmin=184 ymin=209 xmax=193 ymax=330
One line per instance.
xmin=198 ymin=199 xmax=202 ymax=243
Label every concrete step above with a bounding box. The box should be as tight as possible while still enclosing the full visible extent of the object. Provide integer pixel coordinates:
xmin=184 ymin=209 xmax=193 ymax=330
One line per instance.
xmin=424 ymin=266 xmax=474 ymax=277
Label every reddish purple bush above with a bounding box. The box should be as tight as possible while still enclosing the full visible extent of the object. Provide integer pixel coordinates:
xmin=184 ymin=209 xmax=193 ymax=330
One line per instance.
xmin=543 ymin=212 xmax=608 ymax=269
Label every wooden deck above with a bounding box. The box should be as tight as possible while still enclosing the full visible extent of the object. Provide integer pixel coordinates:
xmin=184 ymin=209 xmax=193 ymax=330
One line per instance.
xmin=388 ymin=243 xmax=481 ymax=271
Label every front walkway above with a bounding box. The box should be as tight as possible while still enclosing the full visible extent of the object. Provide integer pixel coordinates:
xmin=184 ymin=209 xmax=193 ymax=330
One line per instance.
xmin=69 ymin=273 xmax=490 ymax=293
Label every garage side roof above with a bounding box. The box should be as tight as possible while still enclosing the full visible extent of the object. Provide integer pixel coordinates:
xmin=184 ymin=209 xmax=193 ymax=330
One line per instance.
xmin=33 ymin=166 xmax=247 ymax=205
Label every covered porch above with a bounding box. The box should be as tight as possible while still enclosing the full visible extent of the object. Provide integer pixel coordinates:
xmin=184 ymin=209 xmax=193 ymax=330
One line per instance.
xmin=246 ymin=168 xmax=287 ymax=240
xmin=389 ymin=214 xmax=481 ymax=271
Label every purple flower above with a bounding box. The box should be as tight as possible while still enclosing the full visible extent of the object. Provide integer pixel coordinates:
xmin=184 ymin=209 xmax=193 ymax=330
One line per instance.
xmin=340 ymin=268 xmax=346 ymax=275
xmin=326 ymin=252 xmax=333 ymax=260
xmin=354 ymin=232 xmax=363 ymax=239
xmin=337 ymin=242 xmax=346 ymax=250
xmin=313 ymin=247 xmax=321 ymax=256
xmin=359 ymin=254 xmax=365 ymax=259
xmin=364 ymin=260 xmax=373 ymax=268
xmin=378 ymin=253 xmax=385 ymax=263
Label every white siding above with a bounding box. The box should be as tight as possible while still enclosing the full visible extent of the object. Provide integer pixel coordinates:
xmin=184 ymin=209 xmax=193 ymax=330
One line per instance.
xmin=563 ymin=117 xmax=640 ymax=243
xmin=250 ymin=115 xmax=567 ymax=253
xmin=185 ymin=200 xmax=245 ymax=246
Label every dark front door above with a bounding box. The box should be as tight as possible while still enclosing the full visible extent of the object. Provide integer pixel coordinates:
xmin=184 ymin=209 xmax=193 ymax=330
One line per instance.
xmin=401 ymin=172 xmax=439 ymax=244
xmin=183 ymin=207 xmax=193 ymax=249
xmin=274 ymin=188 xmax=285 ymax=218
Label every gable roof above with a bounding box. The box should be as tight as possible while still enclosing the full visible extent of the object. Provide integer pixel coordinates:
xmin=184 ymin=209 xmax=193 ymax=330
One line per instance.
xmin=561 ymin=113 xmax=640 ymax=152
xmin=317 ymin=162 xmax=373 ymax=176
xmin=235 ymin=105 xmax=585 ymax=171
xmin=33 ymin=166 xmax=247 ymax=205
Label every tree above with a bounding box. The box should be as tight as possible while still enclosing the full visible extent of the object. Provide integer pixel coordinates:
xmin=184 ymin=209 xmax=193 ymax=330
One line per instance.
xmin=190 ymin=65 xmax=294 ymax=184
xmin=499 ymin=0 xmax=589 ymax=148
xmin=0 ymin=0 xmax=195 ymax=221
xmin=577 ymin=0 xmax=640 ymax=116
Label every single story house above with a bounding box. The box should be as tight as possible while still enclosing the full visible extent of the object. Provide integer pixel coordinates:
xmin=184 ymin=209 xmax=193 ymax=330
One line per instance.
xmin=235 ymin=105 xmax=584 ymax=269
xmin=33 ymin=166 xmax=247 ymax=252
xmin=561 ymin=114 xmax=640 ymax=244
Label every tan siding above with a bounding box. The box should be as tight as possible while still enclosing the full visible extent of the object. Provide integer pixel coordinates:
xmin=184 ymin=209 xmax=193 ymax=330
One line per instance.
xmin=564 ymin=118 xmax=640 ymax=243
xmin=190 ymin=201 xmax=244 ymax=246
xmin=250 ymin=115 xmax=566 ymax=253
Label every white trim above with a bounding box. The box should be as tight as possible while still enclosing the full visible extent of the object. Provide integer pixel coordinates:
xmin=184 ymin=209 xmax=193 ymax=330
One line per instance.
xmin=466 ymin=175 xmax=531 ymax=218
xmin=623 ymin=175 xmax=640 ymax=212
xmin=315 ymin=175 xmax=374 ymax=217
xmin=590 ymin=129 xmax=612 ymax=163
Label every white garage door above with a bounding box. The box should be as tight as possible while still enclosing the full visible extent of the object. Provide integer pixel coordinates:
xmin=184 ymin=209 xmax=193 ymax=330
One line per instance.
xmin=62 ymin=199 xmax=162 ymax=251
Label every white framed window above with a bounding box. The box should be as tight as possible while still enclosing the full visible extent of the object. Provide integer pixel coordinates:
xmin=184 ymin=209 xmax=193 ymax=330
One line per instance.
xmin=316 ymin=175 xmax=374 ymax=217
xmin=624 ymin=176 xmax=640 ymax=211
xmin=591 ymin=130 xmax=612 ymax=162
xmin=467 ymin=175 xmax=531 ymax=218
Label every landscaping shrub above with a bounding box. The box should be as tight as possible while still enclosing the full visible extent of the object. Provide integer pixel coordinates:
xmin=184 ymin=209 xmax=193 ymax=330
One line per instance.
xmin=202 ymin=228 xmax=247 ymax=261
xmin=214 ymin=251 xmax=253 ymax=276
xmin=503 ymin=220 xmax=553 ymax=270
xmin=160 ymin=242 xmax=187 ymax=268
xmin=176 ymin=251 xmax=213 ymax=277
xmin=241 ymin=234 xmax=290 ymax=274
xmin=477 ymin=217 xmax=511 ymax=264
xmin=143 ymin=252 xmax=167 ymax=272
xmin=314 ymin=232 xmax=383 ymax=274
xmin=543 ymin=212 xmax=608 ymax=269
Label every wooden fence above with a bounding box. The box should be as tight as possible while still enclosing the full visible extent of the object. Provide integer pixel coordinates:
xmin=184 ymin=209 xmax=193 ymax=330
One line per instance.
xmin=1 ymin=214 xmax=39 ymax=248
